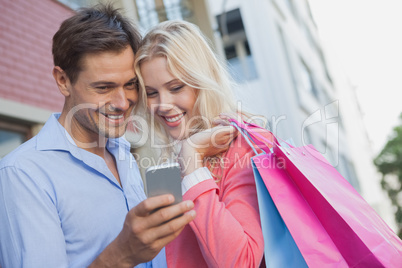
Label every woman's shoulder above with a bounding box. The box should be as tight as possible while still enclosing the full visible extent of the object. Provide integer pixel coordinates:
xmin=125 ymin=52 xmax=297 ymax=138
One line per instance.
xmin=211 ymin=135 xmax=256 ymax=185
xmin=218 ymin=134 xmax=256 ymax=172
xmin=226 ymin=134 xmax=254 ymax=158
xmin=209 ymin=122 xmax=274 ymax=178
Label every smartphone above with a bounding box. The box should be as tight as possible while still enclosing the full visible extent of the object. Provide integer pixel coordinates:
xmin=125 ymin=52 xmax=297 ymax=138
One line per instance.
xmin=145 ymin=162 xmax=182 ymax=205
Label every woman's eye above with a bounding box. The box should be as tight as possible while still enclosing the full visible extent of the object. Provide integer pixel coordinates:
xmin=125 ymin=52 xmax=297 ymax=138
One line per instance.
xmin=146 ymin=91 xmax=157 ymax=97
xmin=171 ymin=85 xmax=184 ymax=92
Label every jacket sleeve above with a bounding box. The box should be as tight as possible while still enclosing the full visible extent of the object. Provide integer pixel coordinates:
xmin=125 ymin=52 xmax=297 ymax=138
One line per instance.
xmin=183 ymin=146 xmax=264 ymax=267
xmin=0 ymin=166 xmax=68 ymax=267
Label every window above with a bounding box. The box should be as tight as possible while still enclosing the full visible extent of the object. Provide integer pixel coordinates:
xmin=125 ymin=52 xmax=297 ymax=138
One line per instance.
xmin=285 ymin=0 xmax=298 ymax=21
xmin=136 ymin=0 xmax=160 ymax=30
xmin=56 ymin=0 xmax=88 ymax=10
xmin=277 ymin=25 xmax=299 ymax=98
xmin=302 ymin=127 xmax=313 ymax=146
xmin=0 ymin=120 xmax=31 ymax=160
xmin=135 ymin=0 xmax=192 ymax=30
xmin=216 ymin=9 xmax=258 ymax=83
xmin=164 ymin=0 xmax=191 ymax=20
xmin=302 ymin=22 xmax=316 ymax=49
xmin=338 ymin=155 xmax=361 ymax=192
xmin=299 ymin=59 xmax=318 ymax=98
xmin=304 ymin=0 xmax=315 ymax=24
xmin=317 ymin=48 xmax=333 ymax=86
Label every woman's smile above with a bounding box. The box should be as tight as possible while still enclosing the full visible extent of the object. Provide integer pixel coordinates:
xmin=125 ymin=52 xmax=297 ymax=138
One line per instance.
xmin=141 ymin=56 xmax=197 ymax=140
xmin=162 ymin=112 xmax=185 ymax=126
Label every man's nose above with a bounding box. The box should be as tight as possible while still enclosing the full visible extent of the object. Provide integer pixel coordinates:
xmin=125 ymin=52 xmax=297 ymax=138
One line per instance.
xmin=110 ymin=87 xmax=130 ymax=111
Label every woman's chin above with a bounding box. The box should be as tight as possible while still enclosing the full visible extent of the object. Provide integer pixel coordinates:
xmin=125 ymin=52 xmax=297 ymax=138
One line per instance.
xmin=170 ymin=134 xmax=187 ymax=141
xmin=167 ymin=130 xmax=189 ymax=141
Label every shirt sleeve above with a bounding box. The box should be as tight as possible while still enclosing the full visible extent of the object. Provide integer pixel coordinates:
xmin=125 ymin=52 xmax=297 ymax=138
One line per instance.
xmin=0 ymin=166 xmax=68 ymax=267
xmin=182 ymin=147 xmax=264 ymax=267
xmin=181 ymin=167 xmax=213 ymax=195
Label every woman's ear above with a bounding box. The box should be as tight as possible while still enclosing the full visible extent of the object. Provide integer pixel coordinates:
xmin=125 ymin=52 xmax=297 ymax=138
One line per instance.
xmin=53 ymin=66 xmax=71 ymax=97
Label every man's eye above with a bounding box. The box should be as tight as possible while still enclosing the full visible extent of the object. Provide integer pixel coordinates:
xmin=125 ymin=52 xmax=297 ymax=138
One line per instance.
xmin=126 ymin=82 xmax=137 ymax=90
xmin=96 ymin=86 xmax=109 ymax=90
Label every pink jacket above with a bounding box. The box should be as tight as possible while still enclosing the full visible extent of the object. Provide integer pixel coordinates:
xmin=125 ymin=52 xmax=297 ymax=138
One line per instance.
xmin=166 ymin=135 xmax=266 ymax=267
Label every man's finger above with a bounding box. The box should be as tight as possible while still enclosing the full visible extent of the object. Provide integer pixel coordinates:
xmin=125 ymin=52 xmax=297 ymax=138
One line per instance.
xmin=146 ymin=209 xmax=196 ymax=244
xmin=132 ymin=194 xmax=175 ymax=217
xmin=145 ymin=200 xmax=195 ymax=228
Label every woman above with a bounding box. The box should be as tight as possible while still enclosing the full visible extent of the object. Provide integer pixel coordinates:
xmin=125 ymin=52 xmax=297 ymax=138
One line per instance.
xmin=134 ymin=20 xmax=266 ymax=267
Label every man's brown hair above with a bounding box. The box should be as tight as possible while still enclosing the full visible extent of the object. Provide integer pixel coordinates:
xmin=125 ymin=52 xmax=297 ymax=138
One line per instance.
xmin=52 ymin=4 xmax=141 ymax=84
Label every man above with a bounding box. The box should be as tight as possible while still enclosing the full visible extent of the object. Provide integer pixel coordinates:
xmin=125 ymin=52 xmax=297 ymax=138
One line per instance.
xmin=0 ymin=5 xmax=195 ymax=267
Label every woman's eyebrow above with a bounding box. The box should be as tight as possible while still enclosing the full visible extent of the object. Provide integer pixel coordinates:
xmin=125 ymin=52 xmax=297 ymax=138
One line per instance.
xmin=164 ymin=79 xmax=180 ymax=86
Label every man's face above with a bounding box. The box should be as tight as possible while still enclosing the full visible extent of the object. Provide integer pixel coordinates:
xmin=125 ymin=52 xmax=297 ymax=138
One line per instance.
xmin=64 ymin=46 xmax=137 ymax=144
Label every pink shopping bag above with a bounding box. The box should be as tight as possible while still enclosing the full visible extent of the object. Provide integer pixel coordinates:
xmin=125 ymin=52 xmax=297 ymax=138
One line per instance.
xmin=231 ymin=119 xmax=402 ymax=267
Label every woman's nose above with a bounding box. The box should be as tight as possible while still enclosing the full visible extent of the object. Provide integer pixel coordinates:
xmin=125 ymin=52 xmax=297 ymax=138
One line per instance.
xmin=156 ymin=92 xmax=174 ymax=113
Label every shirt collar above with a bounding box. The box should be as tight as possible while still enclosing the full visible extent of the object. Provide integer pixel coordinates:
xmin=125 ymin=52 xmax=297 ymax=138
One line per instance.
xmin=36 ymin=113 xmax=131 ymax=154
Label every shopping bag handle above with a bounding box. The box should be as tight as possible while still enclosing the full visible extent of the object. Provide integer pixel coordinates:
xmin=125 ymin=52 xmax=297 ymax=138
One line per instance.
xmin=229 ymin=119 xmax=294 ymax=149
xmin=229 ymin=119 xmax=275 ymax=146
xmin=231 ymin=122 xmax=266 ymax=155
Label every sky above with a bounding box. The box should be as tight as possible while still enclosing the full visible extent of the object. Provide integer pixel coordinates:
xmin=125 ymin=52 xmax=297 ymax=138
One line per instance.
xmin=308 ymin=0 xmax=402 ymax=154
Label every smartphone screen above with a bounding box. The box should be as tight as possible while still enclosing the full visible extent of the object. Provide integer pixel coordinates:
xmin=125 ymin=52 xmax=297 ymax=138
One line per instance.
xmin=145 ymin=162 xmax=183 ymax=205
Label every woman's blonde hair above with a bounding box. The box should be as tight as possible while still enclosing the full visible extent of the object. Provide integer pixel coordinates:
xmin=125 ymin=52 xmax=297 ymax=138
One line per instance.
xmin=134 ymin=20 xmax=248 ymax=161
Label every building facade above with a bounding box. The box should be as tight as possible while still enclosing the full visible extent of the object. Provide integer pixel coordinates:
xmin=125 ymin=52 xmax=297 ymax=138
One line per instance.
xmin=0 ymin=0 xmax=72 ymax=158
xmin=206 ymin=0 xmax=395 ymax=229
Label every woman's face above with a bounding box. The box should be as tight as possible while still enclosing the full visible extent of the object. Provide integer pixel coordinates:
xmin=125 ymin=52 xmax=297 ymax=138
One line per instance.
xmin=140 ymin=57 xmax=197 ymax=140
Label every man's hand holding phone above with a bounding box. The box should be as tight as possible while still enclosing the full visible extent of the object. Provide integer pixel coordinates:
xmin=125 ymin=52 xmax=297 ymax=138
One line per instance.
xmin=92 ymin=195 xmax=195 ymax=267
xmin=90 ymin=163 xmax=195 ymax=267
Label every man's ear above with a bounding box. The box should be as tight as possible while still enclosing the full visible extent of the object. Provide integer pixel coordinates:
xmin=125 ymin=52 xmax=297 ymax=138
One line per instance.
xmin=53 ymin=66 xmax=71 ymax=97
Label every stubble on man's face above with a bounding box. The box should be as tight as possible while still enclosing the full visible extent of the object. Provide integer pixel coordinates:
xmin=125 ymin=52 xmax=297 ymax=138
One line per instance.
xmin=63 ymin=47 xmax=138 ymax=145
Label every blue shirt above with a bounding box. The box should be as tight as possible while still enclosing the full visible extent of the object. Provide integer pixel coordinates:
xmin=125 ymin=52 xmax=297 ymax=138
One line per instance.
xmin=0 ymin=113 xmax=166 ymax=268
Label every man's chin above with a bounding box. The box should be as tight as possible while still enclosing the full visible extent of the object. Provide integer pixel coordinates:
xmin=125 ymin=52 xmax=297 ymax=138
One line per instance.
xmin=105 ymin=131 xmax=125 ymax=139
xmin=101 ymin=126 xmax=126 ymax=139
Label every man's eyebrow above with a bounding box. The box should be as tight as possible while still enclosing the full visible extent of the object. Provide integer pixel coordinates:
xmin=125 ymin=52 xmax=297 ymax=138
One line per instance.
xmin=89 ymin=81 xmax=117 ymax=87
xmin=126 ymin=77 xmax=137 ymax=84
xmin=89 ymin=78 xmax=137 ymax=87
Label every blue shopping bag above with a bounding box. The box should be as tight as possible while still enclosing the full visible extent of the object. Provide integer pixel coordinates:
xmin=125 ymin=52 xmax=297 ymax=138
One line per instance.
xmin=253 ymin=156 xmax=308 ymax=268
xmin=231 ymin=120 xmax=307 ymax=267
